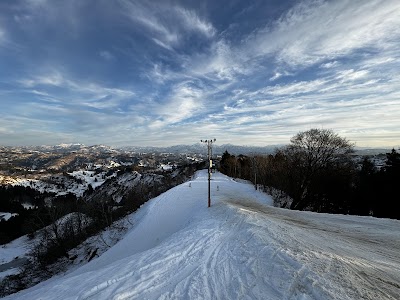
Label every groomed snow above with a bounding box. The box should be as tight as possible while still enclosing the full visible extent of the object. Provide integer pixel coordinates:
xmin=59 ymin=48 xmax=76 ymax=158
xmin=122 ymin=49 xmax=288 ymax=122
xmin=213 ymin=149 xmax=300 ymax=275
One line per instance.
xmin=4 ymin=170 xmax=400 ymax=299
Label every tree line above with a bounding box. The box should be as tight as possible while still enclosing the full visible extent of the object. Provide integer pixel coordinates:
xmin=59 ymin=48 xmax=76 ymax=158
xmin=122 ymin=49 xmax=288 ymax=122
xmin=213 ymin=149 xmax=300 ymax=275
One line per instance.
xmin=219 ymin=129 xmax=400 ymax=219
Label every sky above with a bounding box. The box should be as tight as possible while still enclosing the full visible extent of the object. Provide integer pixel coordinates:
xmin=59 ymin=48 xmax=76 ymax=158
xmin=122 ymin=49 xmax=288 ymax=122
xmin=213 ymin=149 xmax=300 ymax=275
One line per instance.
xmin=0 ymin=0 xmax=399 ymax=147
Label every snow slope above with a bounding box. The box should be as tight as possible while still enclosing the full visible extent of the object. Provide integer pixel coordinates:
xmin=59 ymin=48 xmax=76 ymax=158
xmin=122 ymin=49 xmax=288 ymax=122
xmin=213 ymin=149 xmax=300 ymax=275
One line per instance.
xmin=4 ymin=170 xmax=400 ymax=299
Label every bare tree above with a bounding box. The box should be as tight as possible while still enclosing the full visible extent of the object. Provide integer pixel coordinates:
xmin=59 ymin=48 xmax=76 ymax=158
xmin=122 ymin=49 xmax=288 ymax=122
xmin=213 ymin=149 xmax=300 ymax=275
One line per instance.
xmin=285 ymin=129 xmax=354 ymax=210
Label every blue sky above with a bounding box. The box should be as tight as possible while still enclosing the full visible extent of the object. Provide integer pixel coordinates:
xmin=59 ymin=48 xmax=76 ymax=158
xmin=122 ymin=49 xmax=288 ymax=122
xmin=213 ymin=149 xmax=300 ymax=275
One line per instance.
xmin=0 ymin=0 xmax=399 ymax=147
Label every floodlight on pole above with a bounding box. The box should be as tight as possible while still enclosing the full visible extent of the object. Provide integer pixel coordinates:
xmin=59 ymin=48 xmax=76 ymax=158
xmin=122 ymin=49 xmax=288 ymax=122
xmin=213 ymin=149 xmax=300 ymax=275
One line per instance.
xmin=200 ymin=139 xmax=216 ymax=207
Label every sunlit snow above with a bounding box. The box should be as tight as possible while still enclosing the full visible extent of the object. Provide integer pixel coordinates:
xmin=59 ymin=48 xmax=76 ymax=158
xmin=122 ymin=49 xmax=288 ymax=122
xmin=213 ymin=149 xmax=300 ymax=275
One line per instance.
xmin=3 ymin=170 xmax=400 ymax=299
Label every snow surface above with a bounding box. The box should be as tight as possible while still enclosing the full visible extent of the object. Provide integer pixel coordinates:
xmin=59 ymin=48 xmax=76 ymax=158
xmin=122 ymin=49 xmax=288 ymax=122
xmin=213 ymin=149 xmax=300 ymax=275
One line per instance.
xmin=0 ymin=236 xmax=30 ymax=266
xmin=0 ymin=235 xmax=32 ymax=280
xmin=4 ymin=170 xmax=400 ymax=299
xmin=0 ymin=212 xmax=18 ymax=221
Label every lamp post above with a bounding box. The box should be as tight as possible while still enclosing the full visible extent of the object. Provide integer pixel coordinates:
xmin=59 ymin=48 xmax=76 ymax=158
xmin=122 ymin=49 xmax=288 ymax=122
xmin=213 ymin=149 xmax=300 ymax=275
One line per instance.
xmin=201 ymin=139 xmax=216 ymax=207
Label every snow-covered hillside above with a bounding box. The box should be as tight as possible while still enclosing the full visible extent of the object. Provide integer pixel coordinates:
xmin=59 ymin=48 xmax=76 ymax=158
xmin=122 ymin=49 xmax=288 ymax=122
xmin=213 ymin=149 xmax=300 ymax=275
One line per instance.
xmin=0 ymin=171 xmax=115 ymax=198
xmin=4 ymin=170 xmax=400 ymax=299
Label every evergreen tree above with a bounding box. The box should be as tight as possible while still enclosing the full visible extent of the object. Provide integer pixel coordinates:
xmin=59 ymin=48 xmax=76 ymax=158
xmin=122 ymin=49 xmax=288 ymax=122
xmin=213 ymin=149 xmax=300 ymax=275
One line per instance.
xmin=376 ymin=148 xmax=400 ymax=219
xmin=385 ymin=148 xmax=400 ymax=174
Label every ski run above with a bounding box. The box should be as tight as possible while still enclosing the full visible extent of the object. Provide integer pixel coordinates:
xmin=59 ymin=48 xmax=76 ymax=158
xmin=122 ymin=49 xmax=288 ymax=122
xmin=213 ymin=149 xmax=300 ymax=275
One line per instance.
xmin=4 ymin=170 xmax=400 ymax=299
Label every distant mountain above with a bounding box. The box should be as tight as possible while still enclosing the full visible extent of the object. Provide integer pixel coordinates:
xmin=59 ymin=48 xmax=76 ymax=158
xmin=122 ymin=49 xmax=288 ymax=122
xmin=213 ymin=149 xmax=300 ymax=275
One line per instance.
xmin=120 ymin=143 xmax=281 ymax=155
xmin=213 ymin=144 xmax=281 ymax=155
xmin=2 ymin=144 xmax=117 ymax=154
xmin=2 ymin=144 xmax=394 ymax=157
xmin=353 ymin=147 xmax=394 ymax=155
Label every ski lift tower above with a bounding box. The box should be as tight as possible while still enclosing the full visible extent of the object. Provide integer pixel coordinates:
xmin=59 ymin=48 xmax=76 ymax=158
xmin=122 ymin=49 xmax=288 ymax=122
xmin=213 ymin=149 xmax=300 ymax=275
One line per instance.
xmin=201 ymin=139 xmax=216 ymax=207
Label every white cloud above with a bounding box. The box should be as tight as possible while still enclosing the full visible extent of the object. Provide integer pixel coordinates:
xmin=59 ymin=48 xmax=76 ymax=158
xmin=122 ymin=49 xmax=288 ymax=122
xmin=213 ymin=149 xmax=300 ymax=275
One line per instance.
xmin=13 ymin=14 xmax=33 ymax=23
xmin=19 ymin=71 xmax=135 ymax=110
xmin=269 ymin=72 xmax=282 ymax=81
xmin=336 ymin=69 xmax=369 ymax=82
xmin=99 ymin=50 xmax=114 ymax=61
xmin=207 ymin=64 xmax=400 ymax=147
xmin=121 ymin=1 xmax=179 ymax=49
xmin=269 ymin=70 xmax=294 ymax=81
xmin=0 ymin=27 xmax=5 ymax=43
xmin=156 ymin=82 xmax=204 ymax=125
xmin=24 ymin=0 xmax=49 ymax=7
xmin=262 ymin=79 xmax=327 ymax=96
xmin=174 ymin=0 xmax=400 ymax=89
xmin=175 ymin=7 xmax=215 ymax=38
xmin=361 ymin=56 xmax=397 ymax=68
xmin=151 ymin=38 xmax=174 ymax=51
xmin=0 ymin=26 xmax=19 ymax=50
xmin=19 ymin=72 xmax=64 ymax=87
xmin=134 ymin=13 xmax=179 ymax=45
xmin=320 ymin=61 xmax=339 ymax=69
xmin=121 ymin=1 xmax=215 ymax=50
xmin=3 ymin=0 xmax=400 ymax=147
xmin=250 ymin=0 xmax=400 ymax=68
xmin=188 ymin=39 xmax=249 ymax=81
xmin=146 ymin=63 xmax=169 ymax=84
xmin=17 ymin=0 xmax=84 ymax=38
xmin=31 ymin=90 xmax=51 ymax=97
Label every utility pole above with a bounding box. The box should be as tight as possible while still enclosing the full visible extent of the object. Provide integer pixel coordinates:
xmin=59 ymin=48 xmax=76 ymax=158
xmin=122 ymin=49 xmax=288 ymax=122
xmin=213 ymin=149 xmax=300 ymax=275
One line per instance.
xmin=201 ymin=139 xmax=216 ymax=207
xmin=252 ymin=155 xmax=257 ymax=190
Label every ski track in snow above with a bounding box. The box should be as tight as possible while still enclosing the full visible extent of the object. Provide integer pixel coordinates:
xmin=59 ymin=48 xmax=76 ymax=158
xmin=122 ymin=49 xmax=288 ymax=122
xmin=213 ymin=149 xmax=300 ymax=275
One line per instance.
xmin=228 ymin=201 xmax=400 ymax=299
xmin=4 ymin=170 xmax=400 ymax=300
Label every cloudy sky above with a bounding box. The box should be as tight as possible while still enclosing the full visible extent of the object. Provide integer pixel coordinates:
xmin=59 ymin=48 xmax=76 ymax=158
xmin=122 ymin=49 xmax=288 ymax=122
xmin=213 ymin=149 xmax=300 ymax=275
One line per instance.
xmin=1 ymin=0 xmax=399 ymax=147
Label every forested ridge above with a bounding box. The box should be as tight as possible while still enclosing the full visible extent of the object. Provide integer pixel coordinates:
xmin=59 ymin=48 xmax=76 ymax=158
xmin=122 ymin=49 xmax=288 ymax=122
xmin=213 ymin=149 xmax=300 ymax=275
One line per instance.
xmin=219 ymin=129 xmax=400 ymax=220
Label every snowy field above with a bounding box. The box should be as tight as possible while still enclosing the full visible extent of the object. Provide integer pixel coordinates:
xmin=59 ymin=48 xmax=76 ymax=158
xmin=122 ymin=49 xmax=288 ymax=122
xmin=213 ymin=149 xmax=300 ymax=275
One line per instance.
xmin=4 ymin=170 xmax=400 ymax=299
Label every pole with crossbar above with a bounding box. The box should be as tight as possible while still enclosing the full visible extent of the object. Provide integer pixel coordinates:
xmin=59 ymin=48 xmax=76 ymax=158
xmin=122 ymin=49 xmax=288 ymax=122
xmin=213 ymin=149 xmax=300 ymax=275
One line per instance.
xmin=201 ymin=139 xmax=216 ymax=207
